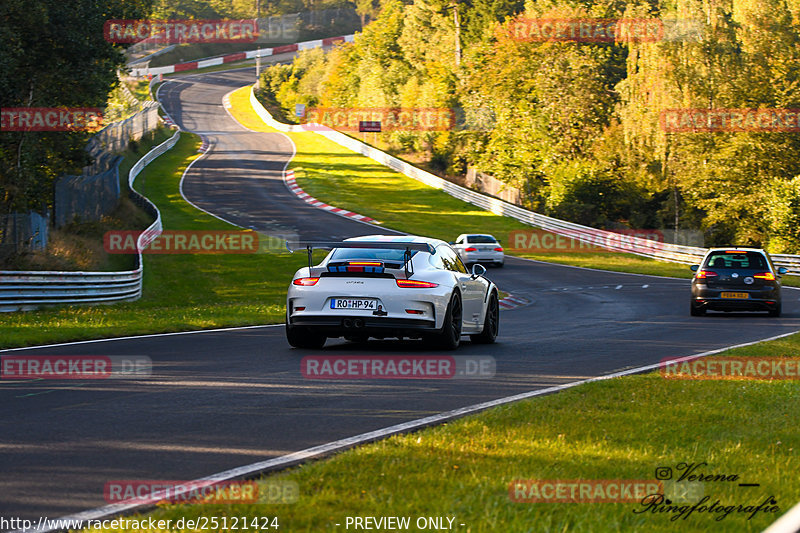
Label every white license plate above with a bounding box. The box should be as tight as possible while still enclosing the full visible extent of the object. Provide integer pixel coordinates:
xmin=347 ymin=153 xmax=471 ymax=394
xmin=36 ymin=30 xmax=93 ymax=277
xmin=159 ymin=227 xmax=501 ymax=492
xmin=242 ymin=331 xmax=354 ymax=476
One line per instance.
xmin=330 ymin=298 xmax=377 ymax=310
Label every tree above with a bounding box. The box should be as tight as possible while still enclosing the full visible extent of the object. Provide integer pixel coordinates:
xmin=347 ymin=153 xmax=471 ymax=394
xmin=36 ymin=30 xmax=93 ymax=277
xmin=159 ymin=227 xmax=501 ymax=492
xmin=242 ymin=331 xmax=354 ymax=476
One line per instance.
xmin=0 ymin=0 xmax=153 ymax=215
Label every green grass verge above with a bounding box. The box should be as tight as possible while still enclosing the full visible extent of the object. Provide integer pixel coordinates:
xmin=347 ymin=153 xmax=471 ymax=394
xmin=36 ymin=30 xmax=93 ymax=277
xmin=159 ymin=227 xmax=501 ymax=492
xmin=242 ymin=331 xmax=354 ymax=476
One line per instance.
xmin=0 ymin=132 xmax=311 ymax=348
xmin=85 ymin=332 xmax=800 ymax=533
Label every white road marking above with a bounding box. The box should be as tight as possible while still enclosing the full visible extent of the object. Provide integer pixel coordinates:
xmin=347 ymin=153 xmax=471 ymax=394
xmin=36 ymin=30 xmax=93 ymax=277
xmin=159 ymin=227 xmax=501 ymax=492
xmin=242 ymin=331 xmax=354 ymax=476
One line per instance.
xmin=0 ymin=324 xmax=282 ymax=353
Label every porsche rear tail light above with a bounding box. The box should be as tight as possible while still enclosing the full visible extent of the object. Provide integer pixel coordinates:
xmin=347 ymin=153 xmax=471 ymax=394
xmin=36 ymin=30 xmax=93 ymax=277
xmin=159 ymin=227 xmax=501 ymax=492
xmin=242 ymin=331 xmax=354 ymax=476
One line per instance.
xmin=753 ymin=272 xmax=776 ymax=280
xmin=494 ymin=247 xmax=504 ymax=252
xmin=464 ymin=247 xmax=477 ymax=252
xmin=396 ymin=279 xmax=439 ymax=288
xmin=696 ymin=270 xmax=718 ymax=279
xmin=293 ymin=277 xmax=320 ymax=286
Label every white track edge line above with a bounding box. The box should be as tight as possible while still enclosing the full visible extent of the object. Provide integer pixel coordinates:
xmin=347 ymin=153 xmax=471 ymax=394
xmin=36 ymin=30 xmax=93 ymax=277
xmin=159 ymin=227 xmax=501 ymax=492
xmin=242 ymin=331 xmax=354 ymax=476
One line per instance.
xmin=763 ymin=499 xmax=800 ymax=533
xmin=0 ymin=324 xmax=282 ymax=353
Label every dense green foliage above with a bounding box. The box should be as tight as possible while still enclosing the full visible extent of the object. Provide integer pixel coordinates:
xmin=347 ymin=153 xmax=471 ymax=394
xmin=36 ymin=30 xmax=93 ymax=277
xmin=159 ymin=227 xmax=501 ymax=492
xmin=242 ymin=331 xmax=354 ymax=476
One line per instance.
xmin=258 ymin=0 xmax=800 ymax=251
xmin=0 ymin=0 xmax=152 ymax=216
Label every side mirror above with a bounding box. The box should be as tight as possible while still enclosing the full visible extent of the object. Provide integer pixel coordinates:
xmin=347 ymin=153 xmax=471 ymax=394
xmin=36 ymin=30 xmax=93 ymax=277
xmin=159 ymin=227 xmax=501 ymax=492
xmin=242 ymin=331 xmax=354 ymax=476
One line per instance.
xmin=777 ymin=267 xmax=788 ymax=275
xmin=449 ymin=241 xmax=455 ymax=245
xmin=471 ymin=263 xmax=486 ymax=279
xmin=690 ymin=265 xmax=699 ymax=272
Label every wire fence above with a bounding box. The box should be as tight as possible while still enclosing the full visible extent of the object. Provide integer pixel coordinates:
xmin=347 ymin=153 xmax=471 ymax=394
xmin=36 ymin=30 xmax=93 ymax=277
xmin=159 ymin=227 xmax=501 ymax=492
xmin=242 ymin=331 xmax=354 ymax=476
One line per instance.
xmin=53 ymin=102 xmax=161 ymax=229
xmin=54 ymin=158 xmax=122 ymax=228
xmin=85 ymin=101 xmax=160 ymax=175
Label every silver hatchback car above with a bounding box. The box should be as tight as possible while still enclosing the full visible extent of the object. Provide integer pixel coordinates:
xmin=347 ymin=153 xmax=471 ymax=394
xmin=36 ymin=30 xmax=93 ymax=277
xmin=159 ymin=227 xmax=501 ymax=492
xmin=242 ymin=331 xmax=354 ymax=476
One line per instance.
xmin=452 ymin=234 xmax=504 ymax=267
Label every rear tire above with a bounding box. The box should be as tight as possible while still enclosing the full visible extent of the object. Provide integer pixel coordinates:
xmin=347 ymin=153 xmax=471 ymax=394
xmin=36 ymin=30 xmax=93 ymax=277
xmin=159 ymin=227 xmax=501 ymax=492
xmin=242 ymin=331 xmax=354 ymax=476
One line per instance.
xmin=768 ymin=303 xmax=782 ymax=317
xmin=286 ymin=321 xmax=327 ymax=349
xmin=431 ymin=292 xmax=462 ymax=350
xmin=690 ymin=303 xmax=705 ymax=316
xmin=471 ymin=291 xmax=499 ymax=344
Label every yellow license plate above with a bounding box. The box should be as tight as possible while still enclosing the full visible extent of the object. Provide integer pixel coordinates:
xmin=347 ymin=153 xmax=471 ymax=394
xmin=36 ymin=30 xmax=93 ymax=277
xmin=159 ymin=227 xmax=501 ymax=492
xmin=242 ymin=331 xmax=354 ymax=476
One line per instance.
xmin=721 ymin=292 xmax=749 ymax=299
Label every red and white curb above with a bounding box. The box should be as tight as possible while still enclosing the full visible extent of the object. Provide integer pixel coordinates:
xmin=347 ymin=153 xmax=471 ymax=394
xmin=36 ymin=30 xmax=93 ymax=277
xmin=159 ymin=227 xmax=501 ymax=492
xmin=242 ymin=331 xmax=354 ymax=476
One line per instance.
xmin=131 ymin=35 xmax=355 ymax=77
xmin=283 ymin=170 xmax=379 ymax=224
xmin=499 ymin=293 xmax=530 ymax=310
xmin=198 ymin=135 xmax=209 ymax=153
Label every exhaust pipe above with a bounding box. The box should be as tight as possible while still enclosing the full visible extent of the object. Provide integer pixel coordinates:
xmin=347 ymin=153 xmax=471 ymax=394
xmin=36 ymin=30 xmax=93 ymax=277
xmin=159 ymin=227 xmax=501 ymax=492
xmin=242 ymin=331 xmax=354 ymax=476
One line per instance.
xmin=343 ymin=319 xmax=353 ymax=328
xmin=354 ymin=318 xmax=365 ymax=328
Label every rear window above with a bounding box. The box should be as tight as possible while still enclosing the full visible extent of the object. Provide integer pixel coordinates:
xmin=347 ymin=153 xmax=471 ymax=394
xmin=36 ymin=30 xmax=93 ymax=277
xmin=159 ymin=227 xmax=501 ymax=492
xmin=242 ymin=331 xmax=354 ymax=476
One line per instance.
xmin=466 ymin=235 xmax=498 ymax=244
xmin=330 ymin=248 xmax=419 ymax=262
xmin=704 ymin=251 xmax=768 ymax=270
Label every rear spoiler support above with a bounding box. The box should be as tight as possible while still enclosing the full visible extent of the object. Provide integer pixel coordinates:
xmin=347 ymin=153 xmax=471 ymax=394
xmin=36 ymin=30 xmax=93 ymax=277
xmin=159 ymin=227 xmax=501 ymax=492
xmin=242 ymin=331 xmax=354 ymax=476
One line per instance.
xmin=285 ymin=240 xmax=435 ymax=275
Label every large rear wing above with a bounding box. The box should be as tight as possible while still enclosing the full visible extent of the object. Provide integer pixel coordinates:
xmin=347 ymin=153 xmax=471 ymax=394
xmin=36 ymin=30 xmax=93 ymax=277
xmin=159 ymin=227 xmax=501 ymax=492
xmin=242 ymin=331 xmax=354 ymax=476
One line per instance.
xmin=286 ymin=240 xmax=435 ymax=277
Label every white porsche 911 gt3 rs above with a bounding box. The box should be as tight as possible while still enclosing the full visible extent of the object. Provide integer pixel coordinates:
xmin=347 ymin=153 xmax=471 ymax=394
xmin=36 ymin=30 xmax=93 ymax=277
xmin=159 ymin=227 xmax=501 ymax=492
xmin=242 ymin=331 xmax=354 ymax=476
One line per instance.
xmin=285 ymin=235 xmax=500 ymax=350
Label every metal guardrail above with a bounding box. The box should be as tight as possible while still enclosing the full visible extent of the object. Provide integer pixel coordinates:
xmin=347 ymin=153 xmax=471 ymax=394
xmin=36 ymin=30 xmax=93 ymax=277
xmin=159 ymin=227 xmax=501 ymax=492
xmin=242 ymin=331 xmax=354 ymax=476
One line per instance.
xmin=249 ymin=87 xmax=800 ymax=276
xmin=0 ymin=129 xmax=179 ymax=312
